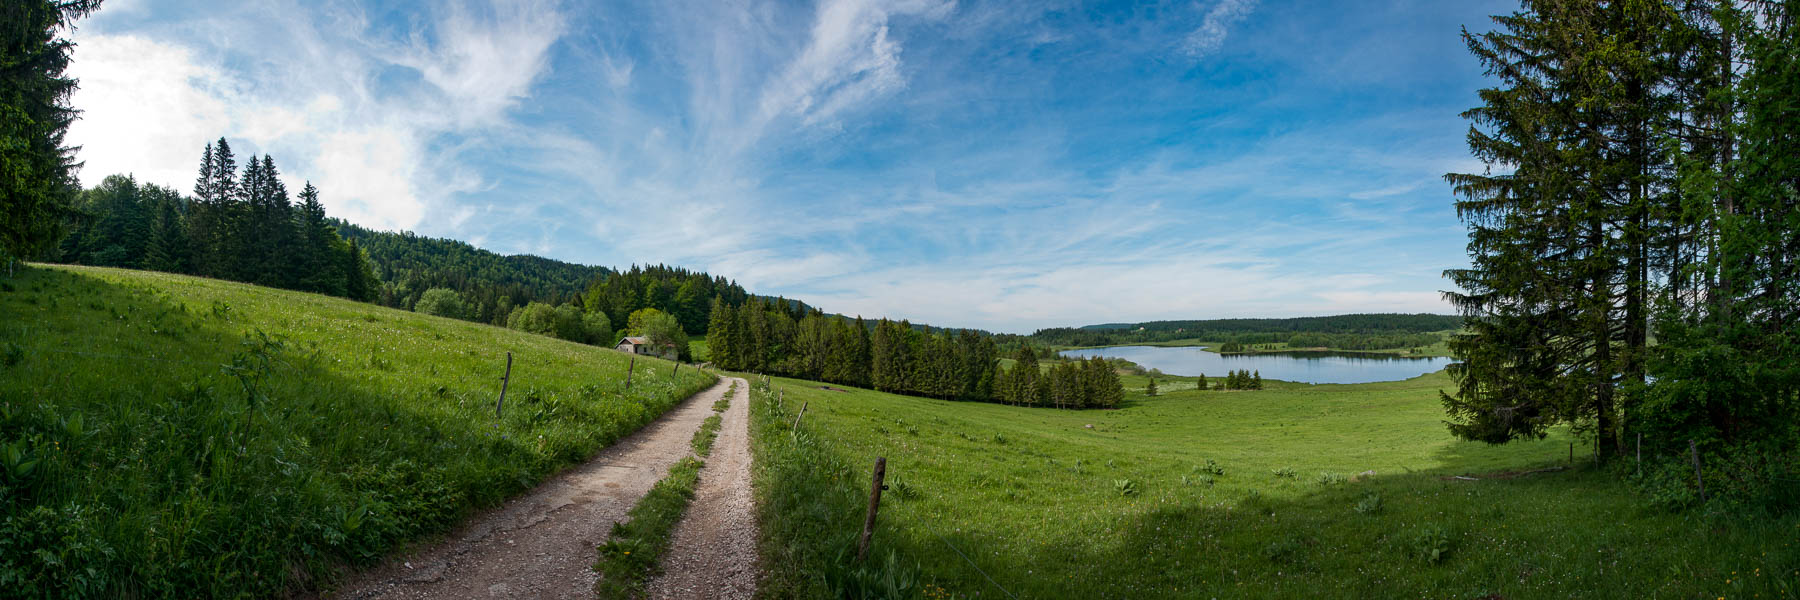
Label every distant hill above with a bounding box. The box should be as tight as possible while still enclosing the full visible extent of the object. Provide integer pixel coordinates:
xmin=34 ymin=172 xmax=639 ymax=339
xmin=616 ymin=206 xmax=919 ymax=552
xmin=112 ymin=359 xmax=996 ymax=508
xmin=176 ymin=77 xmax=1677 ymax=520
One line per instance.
xmin=334 ymin=220 xmax=611 ymax=323
xmin=1034 ymin=313 xmax=1462 ymax=349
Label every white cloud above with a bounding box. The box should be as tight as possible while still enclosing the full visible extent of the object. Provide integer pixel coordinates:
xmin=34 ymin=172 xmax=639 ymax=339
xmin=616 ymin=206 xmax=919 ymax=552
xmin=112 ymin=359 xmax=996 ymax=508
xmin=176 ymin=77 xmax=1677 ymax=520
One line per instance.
xmin=65 ymin=0 xmax=569 ymax=232
xmin=1182 ymin=0 xmax=1258 ymax=58
xmin=64 ymin=34 xmax=230 ymax=194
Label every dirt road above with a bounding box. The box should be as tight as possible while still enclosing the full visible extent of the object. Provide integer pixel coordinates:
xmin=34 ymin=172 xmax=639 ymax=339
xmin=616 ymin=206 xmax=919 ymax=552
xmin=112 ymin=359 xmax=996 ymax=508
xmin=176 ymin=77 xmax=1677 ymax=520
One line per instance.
xmin=646 ymin=377 xmax=761 ymax=599
xmin=329 ymin=377 xmax=741 ymax=600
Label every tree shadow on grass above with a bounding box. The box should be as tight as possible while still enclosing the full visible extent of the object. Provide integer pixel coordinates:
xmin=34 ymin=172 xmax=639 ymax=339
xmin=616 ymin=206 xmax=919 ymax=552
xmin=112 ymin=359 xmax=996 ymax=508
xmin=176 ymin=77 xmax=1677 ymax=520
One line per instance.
xmin=0 ymin=266 xmax=703 ymax=597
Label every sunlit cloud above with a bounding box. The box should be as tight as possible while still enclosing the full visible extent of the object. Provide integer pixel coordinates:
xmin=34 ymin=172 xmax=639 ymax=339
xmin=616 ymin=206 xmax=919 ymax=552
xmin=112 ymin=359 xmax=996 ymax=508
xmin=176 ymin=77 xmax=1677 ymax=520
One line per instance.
xmin=65 ymin=0 xmax=1513 ymax=332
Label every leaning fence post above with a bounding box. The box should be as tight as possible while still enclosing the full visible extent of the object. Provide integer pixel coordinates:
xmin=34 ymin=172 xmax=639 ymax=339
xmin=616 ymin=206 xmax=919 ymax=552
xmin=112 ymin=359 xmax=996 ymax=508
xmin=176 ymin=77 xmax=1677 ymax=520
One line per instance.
xmin=856 ymin=456 xmax=888 ymax=562
xmin=790 ymin=400 xmax=808 ymax=440
xmin=1689 ymin=440 xmax=1706 ymax=502
xmin=673 ymin=362 xmax=680 ymax=378
xmin=626 ymin=356 xmax=635 ymax=391
xmin=495 ymin=352 xmax=513 ymax=418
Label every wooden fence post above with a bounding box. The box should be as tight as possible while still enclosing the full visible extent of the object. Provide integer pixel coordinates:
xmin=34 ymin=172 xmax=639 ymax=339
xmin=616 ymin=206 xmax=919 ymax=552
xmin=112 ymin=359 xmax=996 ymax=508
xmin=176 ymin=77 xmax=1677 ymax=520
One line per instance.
xmin=856 ymin=456 xmax=887 ymax=562
xmin=790 ymin=400 xmax=808 ymax=437
xmin=495 ymin=352 xmax=512 ymax=418
xmin=673 ymin=362 xmax=680 ymax=378
xmin=626 ymin=356 xmax=635 ymax=391
xmin=1689 ymin=440 xmax=1706 ymax=502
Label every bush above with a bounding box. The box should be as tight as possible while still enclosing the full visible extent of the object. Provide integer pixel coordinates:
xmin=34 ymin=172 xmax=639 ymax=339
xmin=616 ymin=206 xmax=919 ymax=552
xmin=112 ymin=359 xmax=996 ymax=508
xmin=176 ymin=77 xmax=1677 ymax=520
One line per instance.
xmin=412 ymin=287 xmax=467 ymax=320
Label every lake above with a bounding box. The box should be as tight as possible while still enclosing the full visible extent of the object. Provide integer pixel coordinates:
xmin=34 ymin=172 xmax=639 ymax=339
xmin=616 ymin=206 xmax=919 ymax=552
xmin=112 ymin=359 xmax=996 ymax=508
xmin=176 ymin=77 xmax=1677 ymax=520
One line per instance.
xmin=1060 ymin=345 xmax=1455 ymax=385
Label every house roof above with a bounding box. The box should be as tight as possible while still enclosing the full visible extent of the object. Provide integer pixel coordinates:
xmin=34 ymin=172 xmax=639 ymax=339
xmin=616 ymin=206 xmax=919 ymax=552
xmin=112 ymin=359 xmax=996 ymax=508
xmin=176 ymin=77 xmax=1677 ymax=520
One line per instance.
xmin=617 ymin=336 xmax=649 ymax=345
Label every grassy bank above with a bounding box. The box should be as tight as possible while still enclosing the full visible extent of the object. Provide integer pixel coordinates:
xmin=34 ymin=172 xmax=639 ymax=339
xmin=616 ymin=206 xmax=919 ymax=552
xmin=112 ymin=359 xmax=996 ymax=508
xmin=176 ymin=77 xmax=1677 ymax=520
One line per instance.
xmin=748 ymin=370 xmax=1796 ymax=598
xmin=0 ymin=265 xmax=714 ymax=597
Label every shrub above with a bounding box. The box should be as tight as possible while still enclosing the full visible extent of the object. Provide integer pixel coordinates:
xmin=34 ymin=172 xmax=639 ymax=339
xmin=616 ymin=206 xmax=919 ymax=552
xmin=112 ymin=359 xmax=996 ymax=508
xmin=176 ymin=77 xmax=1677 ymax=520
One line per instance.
xmin=1409 ymin=525 xmax=1455 ymax=564
xmin=412 ymin=287 xmax=468 ymax=320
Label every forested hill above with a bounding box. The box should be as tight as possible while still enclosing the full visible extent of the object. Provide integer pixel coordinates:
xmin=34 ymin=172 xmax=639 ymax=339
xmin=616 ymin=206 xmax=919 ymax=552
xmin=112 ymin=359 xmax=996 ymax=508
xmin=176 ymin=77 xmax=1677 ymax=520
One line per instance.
xmin=1033 ymin=313 xmax=1461 ymax=348
xmin=334 ymin=221 xmax=611 ymax=324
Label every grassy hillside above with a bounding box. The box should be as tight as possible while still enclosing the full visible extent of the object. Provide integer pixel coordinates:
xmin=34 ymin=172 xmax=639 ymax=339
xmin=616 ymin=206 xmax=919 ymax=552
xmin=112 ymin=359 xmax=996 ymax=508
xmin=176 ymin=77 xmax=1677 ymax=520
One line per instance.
xmin=748 ymin=371 xmax=1796 ymax=599
xmin=0 ymin=265 xmax=714 ymax=598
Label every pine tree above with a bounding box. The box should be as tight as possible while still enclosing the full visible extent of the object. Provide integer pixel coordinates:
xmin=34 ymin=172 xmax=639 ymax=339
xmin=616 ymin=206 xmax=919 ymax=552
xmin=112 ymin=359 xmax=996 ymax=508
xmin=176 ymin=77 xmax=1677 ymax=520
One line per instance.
xmin=142 ymin=186 xmax=188 ymax=273
xmin=0 ymin=0 xmax=100 ymax=266
xmin=1145 ymin=378 xmax=1158 ymax=397
xmin=1252 ymin=370 xmax=1262 ymax=390
xmin=1443 ymin=1 xmax=1683 ymax=456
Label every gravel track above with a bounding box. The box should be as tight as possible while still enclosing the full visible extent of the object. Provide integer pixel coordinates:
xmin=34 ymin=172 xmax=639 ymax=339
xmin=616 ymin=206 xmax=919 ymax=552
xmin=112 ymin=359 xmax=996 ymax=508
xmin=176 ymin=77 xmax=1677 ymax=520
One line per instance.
xmin=325 ymin=377 xmax=734 ymax=600
xmin=646 ymin=378 xmax=760 ymax=599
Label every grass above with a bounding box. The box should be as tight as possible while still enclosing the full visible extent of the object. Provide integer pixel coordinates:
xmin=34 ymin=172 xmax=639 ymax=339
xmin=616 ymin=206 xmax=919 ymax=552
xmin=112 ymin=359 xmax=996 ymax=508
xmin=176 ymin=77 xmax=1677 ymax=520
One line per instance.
xmin=0 ymin=264 xmax=715 ymax=598
xmin=748 ymin=369 xmax=1798 ymax=599
xmin=693 ymin=415 xmax=723 ymax=457
xmin=593 ymin=456 xmax=705 ymax=599
xmin=692 ymin=381 xmax=734 ymax=457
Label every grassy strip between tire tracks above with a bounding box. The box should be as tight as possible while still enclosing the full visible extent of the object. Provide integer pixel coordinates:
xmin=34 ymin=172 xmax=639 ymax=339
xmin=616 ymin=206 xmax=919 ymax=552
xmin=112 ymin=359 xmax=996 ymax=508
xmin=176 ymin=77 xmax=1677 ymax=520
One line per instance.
xmin=593 ymin=455 xmax=705 ymax=599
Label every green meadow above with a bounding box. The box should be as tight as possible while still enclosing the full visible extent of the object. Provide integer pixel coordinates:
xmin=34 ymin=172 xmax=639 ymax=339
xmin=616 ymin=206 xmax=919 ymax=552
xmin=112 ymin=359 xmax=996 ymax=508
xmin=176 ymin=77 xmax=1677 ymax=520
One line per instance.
xmin=749 ymin=371 xmax=1797 ymax=599
xmin=0 ymin=265 xmax=713 ymax=597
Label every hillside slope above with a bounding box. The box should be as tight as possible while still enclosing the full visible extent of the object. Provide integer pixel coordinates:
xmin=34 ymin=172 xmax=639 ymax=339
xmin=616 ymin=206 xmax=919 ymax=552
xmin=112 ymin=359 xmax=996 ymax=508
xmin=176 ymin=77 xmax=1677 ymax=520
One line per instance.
xmin=0 ymin=265 xmax=714 ymax=598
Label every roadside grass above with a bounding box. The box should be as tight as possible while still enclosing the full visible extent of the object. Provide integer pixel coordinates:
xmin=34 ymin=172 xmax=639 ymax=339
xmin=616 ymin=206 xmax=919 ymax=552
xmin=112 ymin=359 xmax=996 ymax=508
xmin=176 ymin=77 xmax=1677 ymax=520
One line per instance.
xmin=593 ymin=456 xmax=704 ymax=599
xmin=749 ymin=370 xmax=1797 ymax=599
xmin=0 ymin=264 xmax=715 ymax=598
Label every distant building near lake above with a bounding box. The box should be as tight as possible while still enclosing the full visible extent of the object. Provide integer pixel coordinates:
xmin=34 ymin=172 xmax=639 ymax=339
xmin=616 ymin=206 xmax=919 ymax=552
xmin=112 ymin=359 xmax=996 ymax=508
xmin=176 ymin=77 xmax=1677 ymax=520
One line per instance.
xmin=615 ymin=336 xmax=652 ymax=355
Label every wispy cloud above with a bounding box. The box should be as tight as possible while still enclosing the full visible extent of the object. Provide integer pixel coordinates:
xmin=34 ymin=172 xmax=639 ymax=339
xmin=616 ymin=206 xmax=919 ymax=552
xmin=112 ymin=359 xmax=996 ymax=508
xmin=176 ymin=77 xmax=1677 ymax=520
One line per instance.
xmin=67 ymin=0 xmax=569 ymax=232
xmin=1182 ymin=0 xmax=1259 ymax=58
xmin=66 ymin=0 xmax=1508 ymax=332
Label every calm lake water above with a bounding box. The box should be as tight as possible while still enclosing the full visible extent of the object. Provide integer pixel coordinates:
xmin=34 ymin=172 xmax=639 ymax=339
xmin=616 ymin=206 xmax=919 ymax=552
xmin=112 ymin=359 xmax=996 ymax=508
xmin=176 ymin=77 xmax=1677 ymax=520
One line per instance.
xmin=1060 ymin=345 xmax=1454 ymax=384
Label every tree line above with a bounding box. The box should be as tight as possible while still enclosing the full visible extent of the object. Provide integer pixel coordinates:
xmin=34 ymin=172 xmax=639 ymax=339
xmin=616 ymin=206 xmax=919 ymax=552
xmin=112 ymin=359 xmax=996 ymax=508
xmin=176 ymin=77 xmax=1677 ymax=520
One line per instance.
xmin=52 ymin=139 xmax=379 ymax=301
xmin=1031 ymin=313 xmax=1460 ymax=349
xmin=707 ymin=300 xmax=1123 ymax=409
xmin=1444 ymin=0 xmax=1797 ymax=508
xmin=336 ymin=222 xmax=610 ymax=323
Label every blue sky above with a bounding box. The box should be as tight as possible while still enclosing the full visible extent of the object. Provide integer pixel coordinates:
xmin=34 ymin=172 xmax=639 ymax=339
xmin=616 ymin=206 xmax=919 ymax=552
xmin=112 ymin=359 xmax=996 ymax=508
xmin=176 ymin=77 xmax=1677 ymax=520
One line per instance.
xmin=65 ymin=0 xmax=1511 ymax=333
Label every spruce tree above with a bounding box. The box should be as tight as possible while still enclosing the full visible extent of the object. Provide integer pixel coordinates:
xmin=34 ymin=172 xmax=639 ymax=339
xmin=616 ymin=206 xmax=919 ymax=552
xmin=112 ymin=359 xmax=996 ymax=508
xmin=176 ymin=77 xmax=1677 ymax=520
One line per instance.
xmin=0 ymin=0 xmax=101 ymax=266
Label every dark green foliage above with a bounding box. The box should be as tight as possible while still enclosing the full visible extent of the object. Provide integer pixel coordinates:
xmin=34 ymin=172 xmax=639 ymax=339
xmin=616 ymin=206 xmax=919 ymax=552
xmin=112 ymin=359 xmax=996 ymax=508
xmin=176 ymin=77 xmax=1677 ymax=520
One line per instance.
xmin=1034 ymin=314 xmax=1460 ymax=348
xmin=578 ymin=264 xmax=749 ymax=335
xmin=1144 ymin=378 xmax=1158 ymax=397
xmin=706 ymin=301 xmax=1116 ymax=409
xmin=337 ymin=222 xmax=615 ymax=324
xmin=1444 ymin=0 xmax=1799 ymax=510
xmin=593 ymin=456 xmax=703 ymax=599
xmin=0 ymin=0 xmax=100 ymax=266
xmin=53 ymin=140 xmax=376 ymax=305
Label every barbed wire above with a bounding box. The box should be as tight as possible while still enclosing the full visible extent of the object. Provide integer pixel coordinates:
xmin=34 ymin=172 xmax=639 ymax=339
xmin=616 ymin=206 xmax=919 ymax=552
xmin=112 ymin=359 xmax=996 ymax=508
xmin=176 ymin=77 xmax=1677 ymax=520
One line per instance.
xmin=916 ymin=516 xmax=1019 ymax=600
